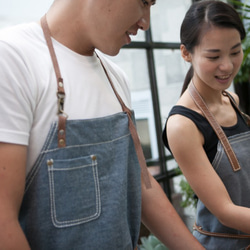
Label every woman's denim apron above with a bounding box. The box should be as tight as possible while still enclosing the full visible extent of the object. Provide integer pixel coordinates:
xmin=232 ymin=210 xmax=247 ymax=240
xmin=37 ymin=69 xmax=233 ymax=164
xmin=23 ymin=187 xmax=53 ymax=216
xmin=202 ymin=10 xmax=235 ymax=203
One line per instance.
xmin=18 ymin=15 xmax=144 ymax=250
xmin=193 ymin=131 xmax=250 ymax=250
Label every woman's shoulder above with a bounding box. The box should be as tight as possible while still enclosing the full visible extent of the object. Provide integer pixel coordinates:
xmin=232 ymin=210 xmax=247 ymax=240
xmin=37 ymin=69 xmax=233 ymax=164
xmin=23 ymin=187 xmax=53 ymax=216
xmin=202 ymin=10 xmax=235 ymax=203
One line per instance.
xmin=167 ymin=106 xmax=203 ymax=135
xmin=224 ymin=90 xmax=240 ymax=106
xmin=163 ymin=104 xmax=214 ymax=148
xmin=169 ymin=105 xmax=207 ymax=125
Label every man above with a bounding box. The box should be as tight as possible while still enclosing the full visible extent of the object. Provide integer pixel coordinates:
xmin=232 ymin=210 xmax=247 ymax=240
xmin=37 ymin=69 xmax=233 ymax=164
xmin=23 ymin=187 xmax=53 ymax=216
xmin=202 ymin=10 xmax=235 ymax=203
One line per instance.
xmin=0 ymin=0 xmax=203 ymax=249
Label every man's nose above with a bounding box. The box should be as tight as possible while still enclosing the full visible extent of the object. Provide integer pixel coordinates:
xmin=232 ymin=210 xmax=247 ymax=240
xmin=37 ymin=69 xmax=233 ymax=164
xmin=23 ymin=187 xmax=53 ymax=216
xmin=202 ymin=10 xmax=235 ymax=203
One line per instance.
xmin=137 ymin=10 xmax=150 ymax=31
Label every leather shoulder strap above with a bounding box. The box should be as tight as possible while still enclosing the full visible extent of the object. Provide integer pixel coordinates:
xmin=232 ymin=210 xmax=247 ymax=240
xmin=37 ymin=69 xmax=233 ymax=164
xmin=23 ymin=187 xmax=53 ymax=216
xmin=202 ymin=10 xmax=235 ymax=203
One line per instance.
xmin=188 ymin=83 xmax=241 ymax=172
xmin=41 ymin=15 xmax=68 ymax=148
xmin=223 ymin=91 xmax=250 ymax=127
xmin=96 ymin=53 xmax=151 ymax=189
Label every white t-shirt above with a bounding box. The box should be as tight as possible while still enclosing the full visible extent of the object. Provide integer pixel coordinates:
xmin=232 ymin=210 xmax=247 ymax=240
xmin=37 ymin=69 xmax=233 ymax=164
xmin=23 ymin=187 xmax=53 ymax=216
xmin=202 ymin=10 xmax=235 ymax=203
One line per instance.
xmin=0 ymin=22 xmax=131 ymax=175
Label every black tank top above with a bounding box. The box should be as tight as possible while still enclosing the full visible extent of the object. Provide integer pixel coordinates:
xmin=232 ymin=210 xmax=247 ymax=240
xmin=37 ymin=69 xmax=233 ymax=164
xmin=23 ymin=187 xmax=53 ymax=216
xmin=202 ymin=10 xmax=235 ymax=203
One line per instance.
xmin=162 ymin=105 xmax=249 ymax=163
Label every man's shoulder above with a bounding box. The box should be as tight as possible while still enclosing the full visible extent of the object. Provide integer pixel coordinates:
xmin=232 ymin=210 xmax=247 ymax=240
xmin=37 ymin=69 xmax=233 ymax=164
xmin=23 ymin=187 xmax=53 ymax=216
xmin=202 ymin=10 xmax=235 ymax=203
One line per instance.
xmin=0 ymin=22 xmax=42 ymax=49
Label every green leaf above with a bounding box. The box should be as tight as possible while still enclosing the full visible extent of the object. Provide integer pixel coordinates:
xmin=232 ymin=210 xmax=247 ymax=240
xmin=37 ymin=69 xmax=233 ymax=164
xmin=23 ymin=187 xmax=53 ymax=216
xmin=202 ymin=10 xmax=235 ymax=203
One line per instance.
xmin=155 ymin=243 xmax=168 ymax=250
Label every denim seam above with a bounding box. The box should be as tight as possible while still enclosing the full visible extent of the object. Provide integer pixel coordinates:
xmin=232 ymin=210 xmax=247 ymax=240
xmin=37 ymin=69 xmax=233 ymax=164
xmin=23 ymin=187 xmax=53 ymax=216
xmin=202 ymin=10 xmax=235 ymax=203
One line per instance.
xmin=25 ymin=123 xmax=58 ymax=192
xmin=41 ymin=132 xmax=131 ymax=154
xmin=212 ymin=132 xmax=250 ymax=170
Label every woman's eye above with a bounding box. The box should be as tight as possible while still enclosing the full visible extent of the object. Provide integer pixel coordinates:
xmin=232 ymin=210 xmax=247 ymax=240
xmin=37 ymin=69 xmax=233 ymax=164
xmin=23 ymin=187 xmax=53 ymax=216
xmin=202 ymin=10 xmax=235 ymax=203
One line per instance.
xmin=231 ymin=51 xmax=240 ymax=56
xmin=142 ymin=0 xmax=149 ymax=6
xmin=207 ymin=56 xmax=219 ymax=60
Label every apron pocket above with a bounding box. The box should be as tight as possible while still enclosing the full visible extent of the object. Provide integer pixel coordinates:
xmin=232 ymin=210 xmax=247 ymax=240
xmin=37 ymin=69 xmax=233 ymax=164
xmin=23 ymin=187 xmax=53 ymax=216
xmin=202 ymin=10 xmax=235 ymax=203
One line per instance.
xmin=47 ymin=154 xmax=101 ymax=228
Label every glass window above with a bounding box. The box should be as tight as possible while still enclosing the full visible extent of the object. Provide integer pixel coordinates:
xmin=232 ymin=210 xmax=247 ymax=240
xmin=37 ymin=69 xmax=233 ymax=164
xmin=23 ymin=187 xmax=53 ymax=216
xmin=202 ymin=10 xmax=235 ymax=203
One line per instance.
xmin=151 ymin=0 xmax=192 ymax=43
xmin=0 ymin=0 xmax=52 ymax=28
xmin=131 ymin=29 xmax=146 ymax=42
xmin=106 ymin=50 xmax=157 ymax=160
xmin=154 ymin=49 xmax=189 ymax=123
xmin=106 ymin=49 xmax=150 ymax=91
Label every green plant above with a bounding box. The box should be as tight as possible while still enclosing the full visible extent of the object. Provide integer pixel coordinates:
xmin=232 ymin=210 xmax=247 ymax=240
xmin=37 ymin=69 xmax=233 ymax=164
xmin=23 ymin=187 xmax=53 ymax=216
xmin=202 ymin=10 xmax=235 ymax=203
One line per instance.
xmin=179 ymin=178 xmax=198 ymax=209
xmin=140 ymin=235 xmax=168 ymax=250
xmin=174 ymin=166 xmax=198 ymax=209
xmin=235 ymin=37 xmax=250 ymax=83
xmin=230 ymin=0 xmax=250 ymax=83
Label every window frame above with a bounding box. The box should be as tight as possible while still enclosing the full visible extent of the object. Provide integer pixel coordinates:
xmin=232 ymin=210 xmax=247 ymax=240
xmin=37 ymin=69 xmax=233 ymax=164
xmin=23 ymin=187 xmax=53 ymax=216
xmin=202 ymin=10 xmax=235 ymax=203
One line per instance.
xmin=123 ymin=27 xmax=183 ymax=200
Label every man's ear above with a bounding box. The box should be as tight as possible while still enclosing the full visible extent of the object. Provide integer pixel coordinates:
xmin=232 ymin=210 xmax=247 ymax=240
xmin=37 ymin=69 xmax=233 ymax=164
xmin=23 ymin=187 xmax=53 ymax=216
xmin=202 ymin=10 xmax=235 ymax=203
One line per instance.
xmin=180 ymin=44 xmax=191 ymax=62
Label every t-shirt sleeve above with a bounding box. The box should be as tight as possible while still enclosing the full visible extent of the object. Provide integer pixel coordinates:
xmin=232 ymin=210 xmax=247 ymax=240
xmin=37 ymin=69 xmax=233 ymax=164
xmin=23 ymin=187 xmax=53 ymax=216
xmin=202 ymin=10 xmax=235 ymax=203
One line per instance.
xmin=0 ymin=41 xmax=34 ymax=145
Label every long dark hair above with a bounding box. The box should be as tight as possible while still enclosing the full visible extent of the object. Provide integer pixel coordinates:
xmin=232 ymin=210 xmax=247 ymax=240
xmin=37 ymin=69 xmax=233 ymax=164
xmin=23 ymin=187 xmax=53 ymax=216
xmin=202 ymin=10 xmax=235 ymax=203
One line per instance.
xmin=180 ymin=0 xmax=246 ymax=95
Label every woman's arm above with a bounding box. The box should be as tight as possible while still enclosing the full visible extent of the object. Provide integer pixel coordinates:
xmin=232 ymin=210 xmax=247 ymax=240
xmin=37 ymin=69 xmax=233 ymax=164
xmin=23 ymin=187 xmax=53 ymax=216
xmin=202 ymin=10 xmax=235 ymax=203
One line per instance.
xmin=167 ymin=114 xmax=250 ymax=234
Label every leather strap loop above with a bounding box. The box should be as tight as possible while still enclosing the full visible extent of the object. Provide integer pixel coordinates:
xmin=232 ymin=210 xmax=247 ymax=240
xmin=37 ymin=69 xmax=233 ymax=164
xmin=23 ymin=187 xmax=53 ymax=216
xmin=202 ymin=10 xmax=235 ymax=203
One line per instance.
xmin=58 ymin=115 xmax=67 ymax=148
xmin=193 ymin=222 xmax=250 ymax=239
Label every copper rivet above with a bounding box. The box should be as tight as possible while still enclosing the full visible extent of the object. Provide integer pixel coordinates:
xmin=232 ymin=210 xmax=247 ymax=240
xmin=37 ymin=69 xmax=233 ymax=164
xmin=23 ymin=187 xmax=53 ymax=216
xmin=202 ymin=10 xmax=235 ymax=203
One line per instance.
xmin=59 ymin=129 xmax=64 ymax=135
xmin=47 ymin=159 xmax=54 ymax=166
xmin=59 ymin=139 xmax=65 ymax=145
xmin=91 ymin=155 xmax=97 ymax=161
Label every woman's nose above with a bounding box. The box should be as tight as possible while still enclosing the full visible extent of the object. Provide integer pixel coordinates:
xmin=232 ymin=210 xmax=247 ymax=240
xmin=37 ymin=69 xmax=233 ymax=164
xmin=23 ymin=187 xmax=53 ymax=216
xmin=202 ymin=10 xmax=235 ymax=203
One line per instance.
xmin=219 ymin=57 xmax=233 ymax=72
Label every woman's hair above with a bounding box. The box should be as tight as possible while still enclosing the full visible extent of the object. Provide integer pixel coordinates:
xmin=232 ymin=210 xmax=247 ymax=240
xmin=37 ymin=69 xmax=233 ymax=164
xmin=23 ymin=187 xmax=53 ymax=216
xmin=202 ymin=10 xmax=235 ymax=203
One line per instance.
xmin=180 ymin=0 xmax=246 ymax=95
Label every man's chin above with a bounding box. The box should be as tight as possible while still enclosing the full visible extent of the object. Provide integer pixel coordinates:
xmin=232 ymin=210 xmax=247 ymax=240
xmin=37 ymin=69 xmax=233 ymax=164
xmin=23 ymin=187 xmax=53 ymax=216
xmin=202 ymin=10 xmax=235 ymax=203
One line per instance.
xmin=98 ymin=47 xmax=121 ymax=57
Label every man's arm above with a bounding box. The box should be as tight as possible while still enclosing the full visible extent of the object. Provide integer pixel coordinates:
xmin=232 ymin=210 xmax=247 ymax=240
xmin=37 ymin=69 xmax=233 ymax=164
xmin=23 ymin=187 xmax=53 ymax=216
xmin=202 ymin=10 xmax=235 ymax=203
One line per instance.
xmin=0 ymin=143 xmax=31 ymax=249
xmin=141 ymin=173 xmax=204 ymax=250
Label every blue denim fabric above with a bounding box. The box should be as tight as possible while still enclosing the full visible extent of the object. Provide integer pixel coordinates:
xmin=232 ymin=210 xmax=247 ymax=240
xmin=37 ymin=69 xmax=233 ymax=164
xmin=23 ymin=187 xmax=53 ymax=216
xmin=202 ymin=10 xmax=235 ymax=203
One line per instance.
xmin=193 ymin=131 xmax=250 ymax=250
xmin=19 ymin=112 xmax=141 ymax=250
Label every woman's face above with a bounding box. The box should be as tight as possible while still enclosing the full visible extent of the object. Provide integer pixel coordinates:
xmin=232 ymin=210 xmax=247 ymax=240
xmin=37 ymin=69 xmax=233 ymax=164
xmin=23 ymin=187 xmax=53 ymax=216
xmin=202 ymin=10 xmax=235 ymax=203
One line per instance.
xmin=190 ymin=26 xmax=243 ymax=91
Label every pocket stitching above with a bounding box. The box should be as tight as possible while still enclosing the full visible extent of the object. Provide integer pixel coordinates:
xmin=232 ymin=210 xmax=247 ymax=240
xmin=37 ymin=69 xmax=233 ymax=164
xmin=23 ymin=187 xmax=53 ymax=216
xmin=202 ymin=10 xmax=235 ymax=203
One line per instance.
xmin=48 ymin=155 xmax=101 ymax=228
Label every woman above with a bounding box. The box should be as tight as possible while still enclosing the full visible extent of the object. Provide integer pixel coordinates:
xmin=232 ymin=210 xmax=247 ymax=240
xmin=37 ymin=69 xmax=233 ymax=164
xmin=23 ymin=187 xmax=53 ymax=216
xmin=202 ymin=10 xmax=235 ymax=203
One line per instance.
xmin=0 ymin=0 xmax=205 ymax=249
xmin=162 ymin=1 xmax=250 ymax=249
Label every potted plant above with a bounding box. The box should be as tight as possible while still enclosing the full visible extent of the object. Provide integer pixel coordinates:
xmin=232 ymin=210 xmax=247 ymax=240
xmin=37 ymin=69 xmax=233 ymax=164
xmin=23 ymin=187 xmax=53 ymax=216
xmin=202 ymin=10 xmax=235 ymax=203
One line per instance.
xmin=179 ymin=177 xmax=198 ymax=209
xmin=140 ymin=234 xmax=168 ymax=250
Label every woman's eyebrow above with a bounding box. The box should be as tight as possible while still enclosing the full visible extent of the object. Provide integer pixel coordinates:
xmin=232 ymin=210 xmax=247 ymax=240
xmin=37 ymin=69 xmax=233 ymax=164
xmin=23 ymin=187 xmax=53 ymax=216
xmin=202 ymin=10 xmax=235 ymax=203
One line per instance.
xmin=204 ymin=43 xmax=242 ymax=53
xmin=231 ymin=42 xmax=241 ymax=50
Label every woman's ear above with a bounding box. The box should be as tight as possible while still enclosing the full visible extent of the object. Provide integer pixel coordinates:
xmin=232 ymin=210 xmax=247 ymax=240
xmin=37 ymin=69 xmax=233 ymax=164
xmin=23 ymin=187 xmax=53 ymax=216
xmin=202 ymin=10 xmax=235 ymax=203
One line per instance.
xmin=180 ymin=44 xmax=191 ymax=62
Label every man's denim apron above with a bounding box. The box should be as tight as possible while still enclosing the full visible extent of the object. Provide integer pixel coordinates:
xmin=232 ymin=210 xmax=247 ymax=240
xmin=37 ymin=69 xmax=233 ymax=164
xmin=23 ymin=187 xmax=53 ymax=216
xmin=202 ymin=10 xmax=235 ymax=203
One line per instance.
xmin=19 ymin=113 xmax=141 ymax=249
xmin=18 ymin=15 xmax=143 ymax=250
xmin=193 ymin=131 xmax=250 ymax=250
